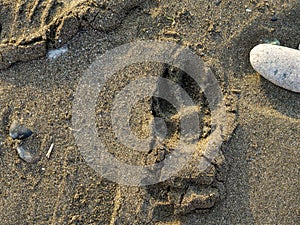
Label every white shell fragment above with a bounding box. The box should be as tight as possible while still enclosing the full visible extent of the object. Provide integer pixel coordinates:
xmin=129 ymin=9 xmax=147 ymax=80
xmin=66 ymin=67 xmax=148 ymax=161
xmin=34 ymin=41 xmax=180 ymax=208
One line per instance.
xmin=46 ymin=143 xmax=54 ymax=159
xmin=47 ymin=45 xmax=68 ymax=59
xmin=250 ymin=44 xmax=300 ymax=93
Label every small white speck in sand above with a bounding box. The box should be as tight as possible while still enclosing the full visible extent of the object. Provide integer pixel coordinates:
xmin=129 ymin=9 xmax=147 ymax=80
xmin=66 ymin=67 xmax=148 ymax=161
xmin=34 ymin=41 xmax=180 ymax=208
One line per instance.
xmin=47 ymin=46 xmax=68 ymax=59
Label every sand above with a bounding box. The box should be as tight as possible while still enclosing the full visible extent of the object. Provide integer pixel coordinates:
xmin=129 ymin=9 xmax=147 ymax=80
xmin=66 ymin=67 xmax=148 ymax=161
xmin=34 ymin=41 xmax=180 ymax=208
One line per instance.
xmin=0 ymin=0 xmax=299 ymax=224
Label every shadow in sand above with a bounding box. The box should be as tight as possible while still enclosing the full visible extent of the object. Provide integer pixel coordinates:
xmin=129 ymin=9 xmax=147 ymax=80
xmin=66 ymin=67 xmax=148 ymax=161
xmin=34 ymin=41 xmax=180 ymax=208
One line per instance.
xmin=220 ymin=1 xmax=300 ymax=78
xmin=220 ymin=2 xmax=300 ymax=119
xmin=259 ymin=77 xmax=300 ymax=119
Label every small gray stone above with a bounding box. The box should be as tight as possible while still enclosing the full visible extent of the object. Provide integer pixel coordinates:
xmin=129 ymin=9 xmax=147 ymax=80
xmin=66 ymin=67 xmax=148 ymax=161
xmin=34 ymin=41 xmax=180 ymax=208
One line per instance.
xmin=250 ymin=44 xmax=300 ymax=93
xmin=9 ymin=120 xmax=33 ymax=140
xmin=16 ymin=145 xmax=37 ymax=163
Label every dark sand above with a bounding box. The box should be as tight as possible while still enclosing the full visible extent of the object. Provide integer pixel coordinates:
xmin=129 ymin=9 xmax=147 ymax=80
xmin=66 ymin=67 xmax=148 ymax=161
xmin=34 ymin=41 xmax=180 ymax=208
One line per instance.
xmin=0 ymin=0 xmax=299 ymax=224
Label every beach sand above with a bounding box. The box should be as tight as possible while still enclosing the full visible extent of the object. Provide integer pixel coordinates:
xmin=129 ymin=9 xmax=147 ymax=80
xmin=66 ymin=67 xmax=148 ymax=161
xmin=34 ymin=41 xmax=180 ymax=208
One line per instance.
xmin=0 ymin=0 xmax=299 ymax=224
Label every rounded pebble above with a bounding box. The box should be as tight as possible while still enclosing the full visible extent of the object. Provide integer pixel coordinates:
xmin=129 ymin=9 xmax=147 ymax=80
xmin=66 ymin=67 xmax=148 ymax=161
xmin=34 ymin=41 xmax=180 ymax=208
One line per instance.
xmin=9 ymin=121 xmax=33 ymax=140
xmin=250 ymin=44 xmax=300 ymax=93
xmin=16 ymin=145 xmax=37 ymax=163
xmin=271 ymin=16 xmax=278 ymax=21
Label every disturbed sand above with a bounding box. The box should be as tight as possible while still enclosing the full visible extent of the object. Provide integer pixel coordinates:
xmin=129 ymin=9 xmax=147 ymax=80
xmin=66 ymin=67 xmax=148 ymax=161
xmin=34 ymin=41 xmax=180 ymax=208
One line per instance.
xmin=0 ymin=0 xmax=299 ymax=224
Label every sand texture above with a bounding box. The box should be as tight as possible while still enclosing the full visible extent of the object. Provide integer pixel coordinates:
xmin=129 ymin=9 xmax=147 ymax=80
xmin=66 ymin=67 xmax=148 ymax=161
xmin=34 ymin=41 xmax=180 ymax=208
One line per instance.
xmin=0 ymin=0 xmax=299 ymax=224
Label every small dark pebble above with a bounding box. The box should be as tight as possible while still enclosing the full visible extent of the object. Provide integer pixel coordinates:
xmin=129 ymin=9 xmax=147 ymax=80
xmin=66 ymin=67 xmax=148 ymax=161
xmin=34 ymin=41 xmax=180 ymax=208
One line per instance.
xmin=271 ymin=16 xmax=278 ymax=21
xmin=9 ymin=120 xmax=33 ymax=140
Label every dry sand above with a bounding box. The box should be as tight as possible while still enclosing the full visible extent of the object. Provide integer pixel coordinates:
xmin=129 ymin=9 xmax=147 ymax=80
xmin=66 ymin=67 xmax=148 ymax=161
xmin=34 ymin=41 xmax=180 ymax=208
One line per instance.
xmin=0 ymin=0 xmax=299 ymax=224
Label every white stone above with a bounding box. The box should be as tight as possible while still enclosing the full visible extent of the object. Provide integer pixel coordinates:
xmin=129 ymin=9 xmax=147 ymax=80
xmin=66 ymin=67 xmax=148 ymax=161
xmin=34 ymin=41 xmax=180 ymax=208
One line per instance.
xmin=250 ymin=44 xmax=300 ymax=93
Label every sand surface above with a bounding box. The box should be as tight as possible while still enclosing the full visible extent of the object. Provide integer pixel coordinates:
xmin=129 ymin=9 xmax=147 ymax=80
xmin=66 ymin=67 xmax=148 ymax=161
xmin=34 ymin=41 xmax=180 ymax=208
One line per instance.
xmin=0 ymin=0 xmax=299 ymax=224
